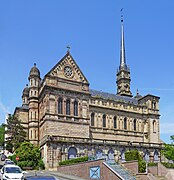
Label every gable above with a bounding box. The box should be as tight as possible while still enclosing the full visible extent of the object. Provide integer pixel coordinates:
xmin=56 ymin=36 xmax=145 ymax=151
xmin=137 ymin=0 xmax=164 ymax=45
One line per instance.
xmin=46 ymin=52 xmax=89 ymax=85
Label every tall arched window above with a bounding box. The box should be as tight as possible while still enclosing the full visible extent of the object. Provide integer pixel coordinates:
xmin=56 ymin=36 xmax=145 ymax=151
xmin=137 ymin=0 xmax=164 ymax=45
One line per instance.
xmin=134 ymin=119 xmax=136 ymax=131
xmin=153 ymin=120 xmax=156 ymax=132
xmin=74 ymin=100 xmax=78 ymax=116
xmin=91 ymin=113 xmax=95 ymax=126
xmin=114 ymin=116 xmax=117 ymax=129
xmin=31 ymin=130 xmax=32 ymax=139
xmin=103 ymin=114 xmax=106 ymax=128
xmin=58 ymin=98 xmax=63 ymax=114
xmin=66 ymin=99 xmax=70 ymax=115
xmin=124 ymin=117 xmax=127 ymax=130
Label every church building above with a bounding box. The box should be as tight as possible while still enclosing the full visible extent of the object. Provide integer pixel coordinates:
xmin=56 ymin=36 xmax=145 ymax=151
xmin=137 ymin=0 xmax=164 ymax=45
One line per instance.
xmin=14 ymin=17 xmax=162 ymax=169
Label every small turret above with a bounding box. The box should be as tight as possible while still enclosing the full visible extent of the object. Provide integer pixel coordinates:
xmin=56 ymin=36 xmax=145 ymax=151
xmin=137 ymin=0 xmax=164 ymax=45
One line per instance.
xmin=22 ymin=84 xmax=29 ymax=106
xmin=28 ymin=63 xmax=40 ymax=145
xmin=29 ymin=63 xmax=40 ymax=79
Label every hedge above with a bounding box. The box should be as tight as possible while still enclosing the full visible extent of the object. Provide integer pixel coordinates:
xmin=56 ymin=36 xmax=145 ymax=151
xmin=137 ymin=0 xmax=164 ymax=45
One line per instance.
xmin=125 ymin=150 xmax=142 ymax=161
xmin=148 ymin=162 xmax=157 ymax=167
xmin=161 ymin=162 xmax=174 ymax=169
xmin=59 ymin=156 xmax=88 ymax=166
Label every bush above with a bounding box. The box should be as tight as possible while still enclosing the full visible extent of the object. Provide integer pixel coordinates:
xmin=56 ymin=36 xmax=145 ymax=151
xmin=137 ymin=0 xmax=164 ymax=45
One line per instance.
xmin=138 ymin=160 xmax=146 ymax=173
xmin=37 ymin=159 xmax=45 ymax=170
xmin=125 ymin=149 xmax=142 ymax=161
xmin=148 ymin=162 xmax=157 ymax=167
xmin=59 ymin=156 xmax=88 ymax=166
xmin=161 ymin=162 xmax=174 ymax=168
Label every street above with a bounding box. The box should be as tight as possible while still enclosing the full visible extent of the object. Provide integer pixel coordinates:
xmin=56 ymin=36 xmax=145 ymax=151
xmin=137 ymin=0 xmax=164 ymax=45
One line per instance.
xmin=0 ymin=156 xmax=85 ymax=180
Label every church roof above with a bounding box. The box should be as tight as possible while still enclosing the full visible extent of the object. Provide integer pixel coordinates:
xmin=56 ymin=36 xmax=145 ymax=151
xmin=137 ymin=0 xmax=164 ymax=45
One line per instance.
xmin=90 ymin=89 xmax=138 ymax=105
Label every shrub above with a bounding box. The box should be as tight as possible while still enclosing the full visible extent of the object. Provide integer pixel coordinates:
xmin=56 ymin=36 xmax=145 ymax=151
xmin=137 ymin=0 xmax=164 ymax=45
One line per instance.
xmin=148 ymin=162 xmax=157 ymax=167
xmin=161 ymin=162 xmax=174 ymax=168
xmin=125 ymin=149 xmax=142 ymax=161
xmin=59 ymin=156 xmax=88 ymax=166
xmin=37 ymin=159 xmax=45 ymax=170
xmin=138 ymin=160 xmax=146 ymax=173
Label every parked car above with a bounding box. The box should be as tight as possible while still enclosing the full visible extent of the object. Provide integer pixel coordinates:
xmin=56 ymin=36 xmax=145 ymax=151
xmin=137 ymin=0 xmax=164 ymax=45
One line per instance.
xmin=1 ymin=154 xmax=7 ymax=161
xmin=25 ymin=176 xmax=58 ymax=180
xmin=1 ymin=164 xmax=25 ymax=180
xmin=4 ymin=159 xmax=15 ymax=165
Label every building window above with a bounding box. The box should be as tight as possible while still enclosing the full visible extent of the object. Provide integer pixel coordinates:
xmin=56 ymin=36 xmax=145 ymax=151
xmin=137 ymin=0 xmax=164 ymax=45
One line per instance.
xmin=31 ymin=130 xmax=32 ymax=139
xmin=103 ymin=114 xmax=106 ymax=128
xmin=58 ymin=98 xmax=63 ymax=114
xmin=91 ymin=113 xmax=95 ymax=126
xmin=31 ymin=112 xmax=32 ymax=119
xmin=66 ymin=99 xmax=70 ymax=115
xmin=35 ymin=112 xmax=36 ymax=119
xmin=153 ymin=120 xmax=156 ymax=132
xmin=124 ymin=117 xmax=127 ymax=130
xmin=114 ymin=116 xmax=117 ymax=129
xmin=134 ymin=119 xmax=136 ymax=131
xmin=35 ymin=130 xmax=37 ymax=139
xmin=74 ymin=100 xmax=78 ymax=116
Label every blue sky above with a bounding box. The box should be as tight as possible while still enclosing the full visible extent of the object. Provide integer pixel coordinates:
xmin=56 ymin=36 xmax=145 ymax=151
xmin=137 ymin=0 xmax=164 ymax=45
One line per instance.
xmin=0 ymin=0 xmax=174 ymax=143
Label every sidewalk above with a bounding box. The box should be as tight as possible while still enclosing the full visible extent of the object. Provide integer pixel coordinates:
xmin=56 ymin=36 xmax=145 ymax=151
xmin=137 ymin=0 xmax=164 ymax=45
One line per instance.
xmin=45 ymin=171 xmax=87 ymax=180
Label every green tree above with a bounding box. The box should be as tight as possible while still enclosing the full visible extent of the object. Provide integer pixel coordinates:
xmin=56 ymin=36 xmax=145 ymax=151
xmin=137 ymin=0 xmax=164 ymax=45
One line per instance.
xmin=170 ymin=135 xmax=174 ymax=144
xmin=0 ymin=124 xmax=5 ymax=148
xmin=10 ymin=141 xmax=44 ymax=170
xmin=162 ymin=144 xmax=174 ymax=161
xmin=5 ymin=114 xmax=26 ymax=152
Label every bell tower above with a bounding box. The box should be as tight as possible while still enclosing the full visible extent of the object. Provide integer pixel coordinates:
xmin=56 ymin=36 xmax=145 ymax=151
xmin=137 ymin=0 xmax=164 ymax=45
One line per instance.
xmin=28 ymin=63 xmax=41 ymax=145
xmin=116 ymin=15 xmax=132 ymax=97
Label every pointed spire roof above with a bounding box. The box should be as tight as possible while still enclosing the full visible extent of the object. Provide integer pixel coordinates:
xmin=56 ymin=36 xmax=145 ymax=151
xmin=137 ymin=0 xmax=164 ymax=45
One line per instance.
xmin=119 ymin=15 xmax=128 ymax=71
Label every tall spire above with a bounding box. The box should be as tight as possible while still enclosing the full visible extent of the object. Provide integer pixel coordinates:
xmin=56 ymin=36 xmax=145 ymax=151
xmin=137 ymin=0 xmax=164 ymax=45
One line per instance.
xmin=116 ymin=13 xmax=132 ymax=97
xmin=119 ymin=14 xmax=128 ymax=71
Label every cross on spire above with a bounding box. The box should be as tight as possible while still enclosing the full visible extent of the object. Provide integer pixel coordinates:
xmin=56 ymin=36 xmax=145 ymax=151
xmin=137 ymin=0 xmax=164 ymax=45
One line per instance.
xmin=67 ymin=45 xmax=70 ymax=53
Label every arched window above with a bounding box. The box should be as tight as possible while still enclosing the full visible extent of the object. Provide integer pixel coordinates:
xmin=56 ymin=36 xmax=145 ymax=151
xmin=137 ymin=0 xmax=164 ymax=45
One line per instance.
xmin=66 ymin=99 xmax=70 ymax=115
xmin=31 ymin=130 xmax=32 ymax=139
xmin=58 ymin=98 xmax=63 ymax=114
xmin=114 ymin=116 xmax=117 ymax=129
xmin=134 ymin=119 xmax=136 ymax=131
xmin=103 ymin=114 xmax=106 ymax=128
xmin=91 ymin=113 xmax=95 ymax=126
xmin=153 ymin=120 xmax=156 ymax=132
xmin=74 ymin=100 xmax=78 ymax=116
xmin=124 ymin=117 xmax=127 ymax=130
xmin=31 ymin=112 xmax=32 ymax=119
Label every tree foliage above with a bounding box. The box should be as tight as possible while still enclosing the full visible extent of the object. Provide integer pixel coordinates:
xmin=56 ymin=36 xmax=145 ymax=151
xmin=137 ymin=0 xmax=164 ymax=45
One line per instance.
xmin=0 ymin=124 xmax=5 ymax=148
xmin=125 ymin=149 xmax=146 ymax=173
xmin=161 ymin=144 xmax=174 ymax=161
xmin=5 ymin=114 xmax=26 ymax=151
xmin=10 ymin=141 xmax=45 ymax=170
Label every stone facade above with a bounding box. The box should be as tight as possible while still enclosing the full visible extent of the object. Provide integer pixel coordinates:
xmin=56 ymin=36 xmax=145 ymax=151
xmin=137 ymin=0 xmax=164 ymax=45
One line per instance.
xmin=14 ymin=18 xmax=163 ymax=169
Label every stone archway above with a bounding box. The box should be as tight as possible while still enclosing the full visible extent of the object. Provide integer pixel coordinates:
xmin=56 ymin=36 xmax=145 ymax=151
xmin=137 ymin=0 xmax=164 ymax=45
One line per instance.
xmin=144 ymin=150 xmax=150 ymax=162
xmin=120 ymin=148 xmax=125 ymax=162
xmin=68 ymin=147 xmax=77 ymax=159
xmin=96 ymin=149 xmax=103 ymax=159
xmin=108 ymin=149 xmax=114 ymax=160
xmin=154 ymin=150 xmax=159 ymax=162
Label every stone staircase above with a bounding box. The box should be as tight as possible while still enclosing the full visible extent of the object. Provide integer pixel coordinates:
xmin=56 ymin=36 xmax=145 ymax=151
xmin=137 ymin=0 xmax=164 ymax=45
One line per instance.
xmin=105 ymin=160 xmax=136 ymax=180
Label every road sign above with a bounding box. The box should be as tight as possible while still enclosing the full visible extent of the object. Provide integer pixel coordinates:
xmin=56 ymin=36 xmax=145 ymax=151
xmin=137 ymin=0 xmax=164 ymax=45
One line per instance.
xmin=16 ymin=156 xmax=19 ymax=161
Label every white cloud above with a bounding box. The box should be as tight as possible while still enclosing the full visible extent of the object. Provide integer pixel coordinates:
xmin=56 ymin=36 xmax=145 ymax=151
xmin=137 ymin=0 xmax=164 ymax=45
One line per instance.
xmin=160 ymin=123 xmax=174 ymax=134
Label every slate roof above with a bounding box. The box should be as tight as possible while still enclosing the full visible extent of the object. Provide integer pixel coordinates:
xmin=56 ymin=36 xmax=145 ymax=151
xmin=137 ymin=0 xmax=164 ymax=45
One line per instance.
xmin=90 ymin=89 xmax=138 ymax=105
